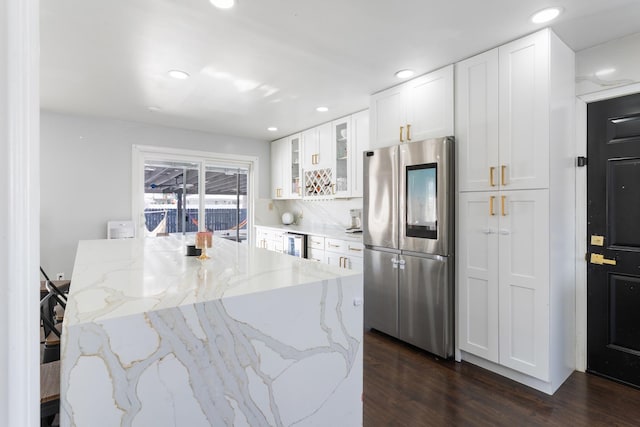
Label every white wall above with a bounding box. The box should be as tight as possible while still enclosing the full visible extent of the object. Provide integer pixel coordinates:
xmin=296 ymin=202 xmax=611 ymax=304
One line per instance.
xmin=576 ymin=31 xmax=640 ymax=96
xmin=273 ymin=198 xmax=363 ymax=229
xmin=40 ymin=111 xmax=270 ymax=278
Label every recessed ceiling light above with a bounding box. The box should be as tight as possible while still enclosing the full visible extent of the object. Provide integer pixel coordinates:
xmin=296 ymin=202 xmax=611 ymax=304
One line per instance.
xmin=267 ymin=127 xmax=278 ymax=132
xmin=395 ymin=69 xmax=415 ymax=79
xmin=316 ymin=106 xmax=329 ymax=112
xmin=531 ymin=7 xmax=562 ymax=24
xmin=210 ymin=0 xmax=235 ymax=9
xmin=168 ymin=69 xmax=190 ymax=80
xmin=595 ymin=68 xmax=616 ymax=77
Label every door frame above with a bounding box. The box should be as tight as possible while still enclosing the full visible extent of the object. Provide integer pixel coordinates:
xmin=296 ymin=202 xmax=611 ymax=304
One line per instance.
xmin=575 ymin=81 xmax=640 ymax=371
xmin=131 ymin=145 xmax=259 ymax=247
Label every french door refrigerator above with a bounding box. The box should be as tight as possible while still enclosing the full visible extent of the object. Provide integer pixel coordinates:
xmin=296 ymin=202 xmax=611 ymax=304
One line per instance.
xmin=363 ymin=137 xmax=454 ymax=358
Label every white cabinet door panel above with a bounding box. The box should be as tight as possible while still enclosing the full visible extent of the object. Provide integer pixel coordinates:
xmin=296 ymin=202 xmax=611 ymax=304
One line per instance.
xmin=456 ymin=50 xmax=500 ymax=192
xmin=498 ymin=189 xmax=549 ymax=380
xmin=406 ymin=65 xmax=454 ymax=142
xmin=499 ymin=31 xmax=549 ymax=190
xmin=370 ymin=85 xmax=405 ymax=149
xmin=350 ymin=110 xmax=369 ymax=198
xmin=458 ymin=192 xmax=499 ymax=362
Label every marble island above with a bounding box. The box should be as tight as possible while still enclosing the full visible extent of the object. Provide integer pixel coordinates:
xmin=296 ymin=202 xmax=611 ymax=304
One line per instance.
xmin=60 ymin=236 xmax=363 ymax=426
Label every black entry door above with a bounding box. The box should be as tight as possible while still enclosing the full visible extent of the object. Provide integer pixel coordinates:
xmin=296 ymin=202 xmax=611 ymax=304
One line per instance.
xmin=587 ymin=92 xmax=640 ymax=387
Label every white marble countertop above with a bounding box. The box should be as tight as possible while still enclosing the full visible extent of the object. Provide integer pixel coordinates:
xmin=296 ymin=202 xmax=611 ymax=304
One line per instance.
xmin=255 ymin=223 xmax=363 ymax=242
xmin=65 ymin=236 xmax=358 ymax=326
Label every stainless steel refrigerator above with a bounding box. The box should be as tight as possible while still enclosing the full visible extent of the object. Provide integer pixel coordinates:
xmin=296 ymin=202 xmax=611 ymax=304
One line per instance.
xmin=363 ymin=137 xmax=454 ymax=358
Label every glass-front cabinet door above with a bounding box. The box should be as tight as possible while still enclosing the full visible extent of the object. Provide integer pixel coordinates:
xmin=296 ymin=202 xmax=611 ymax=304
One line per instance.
xmin=289 ymin=134 xmax=302 ymax=198
xmin=333 ymin=117 xmax=351 ymax=197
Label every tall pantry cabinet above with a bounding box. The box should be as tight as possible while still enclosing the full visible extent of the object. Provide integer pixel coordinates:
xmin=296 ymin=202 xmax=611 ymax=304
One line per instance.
xmin=456 ymin=29 xmax=576 ymax=394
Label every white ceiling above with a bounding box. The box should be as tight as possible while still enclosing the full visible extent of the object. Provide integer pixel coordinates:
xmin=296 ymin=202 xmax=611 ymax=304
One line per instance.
xmin=40 ymin=0 xmax=640 ymax=141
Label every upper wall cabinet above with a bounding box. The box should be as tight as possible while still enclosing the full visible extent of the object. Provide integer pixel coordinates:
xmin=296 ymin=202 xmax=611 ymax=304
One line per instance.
xmin=455 ymin=49 xmax=500 ymax=192
xmin=270 ymin=137 xmax=287 ymax=199
xmin=272 ymin=110 xmax=370 ymax=200
xmin=333 ymin=110 xmax=370 ymax=198
xmin=302 ymin=122 xmax=332 ymax=172
xmin=456 ymin=30 xmax=554 ymax=192
xmin=348 ymin=110 xmax=370 ymax=198
xmin=271 ymin=134 xmax=302 ymax=199
xmin=370 ymin=65 xmax=454 ymax=149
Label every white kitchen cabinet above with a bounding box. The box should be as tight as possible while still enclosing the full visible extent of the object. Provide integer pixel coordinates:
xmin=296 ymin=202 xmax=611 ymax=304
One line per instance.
xmin=370 ymin=65 xmax=453 ymax=149
xmin=348 ymin=110 xmax=370 ymax=198
xmin=332 ymin=116 xmax=351 ymax=198
xmin=331 ymin=110 xmax=370 ymax=198
xmin=325 ymin=238 xmax=364 ymax=270
xmin=307 ymin=247 xmax=325 ymax=263
xmin=288 ymin=134 xmax=302 ymax=198
xmin=456 ymin=29 xmax=575 ymax=394
xmin=302 ymin=122 xmax=332 ymax=171
xmin=456 ymin=30 xmax=554 ymax=192
xmin=271 ymin=134 xmax=302 ymax=199
xmin=306 ymin=235 xmax=325 ymax=262
xmin=497 ymin=190 xmax=550 ymax=379
xmin=455 ymin=50 xmax=499 ymax=192
xmin=270 ymin=138 xmax=287 ymax=199
xmin=457 ymin=192 xmax=499 ymax=363
xmin=255 ymin=227 xmax=284 ymax=253
xmin=458 ymin=190 xmax=549 ymax=379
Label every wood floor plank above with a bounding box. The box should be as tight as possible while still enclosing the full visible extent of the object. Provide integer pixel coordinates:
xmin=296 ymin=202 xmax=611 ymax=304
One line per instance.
xmin=363 ymin=330 xmax=640 ymax=426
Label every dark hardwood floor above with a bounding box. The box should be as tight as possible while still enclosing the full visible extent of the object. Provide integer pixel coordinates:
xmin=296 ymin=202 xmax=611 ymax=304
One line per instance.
xmin=363 ymin=330 xmax=640 ymax=426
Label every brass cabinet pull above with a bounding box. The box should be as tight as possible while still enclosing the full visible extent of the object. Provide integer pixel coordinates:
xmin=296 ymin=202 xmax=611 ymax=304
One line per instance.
xmin=315 ymin=153 xmax=319 ymax=164
xmin=501 ymin=195 xmax=506 ymax=216
xmin=328 ymin=243 xmax=340 ymax=248
xmin=489 ymin=167 xmax=496 ymax=187
xmin=332 ymin=183 xmax=336 ymax=194
xmin=399 ymin=126 xmax=404 ymax=142
xmin=501 ymin=165 xmax=506 ymax=186
xmin=348 ymin=246 xmax=362 ymax=252
xmin=489 ymin=196 xmax=495 ymax=216
xmin=407 ymin=124 xmax=412 ymax=141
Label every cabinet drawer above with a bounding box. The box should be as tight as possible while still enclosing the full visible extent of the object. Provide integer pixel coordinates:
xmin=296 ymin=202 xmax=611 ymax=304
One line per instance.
xmin=307 ymin=235 xmax=325 ymax=250
xmin=325 ymin=238 xmax=364 ymax=257
xmin=307 ymin=248 xmax=325 ymax=263
xmin=325 ymin=238 xmax=346 ymax=252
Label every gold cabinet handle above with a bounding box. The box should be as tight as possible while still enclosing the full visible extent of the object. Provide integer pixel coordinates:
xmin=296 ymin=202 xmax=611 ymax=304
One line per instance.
xmin=489 ymin=167 xmax=496 ymax=187
xmin=501 ymin=165 xmax=506 ymax=186
xmin=315 ymin=153 xmax=319 ymax=164
xmin=348 ymin=246 xmax=362 ymax=252
xmin=407 ymin=124 xmax=412 ymax=141
xmin=399 ymin=126 xmax=404 ymax=143
xmin=501 ymin=195 xmax=506 ymax=216
xmin=489 ymin=196 xmax=495 ymax=216
xmin=332 ymin=183 xmax=336 ymax=194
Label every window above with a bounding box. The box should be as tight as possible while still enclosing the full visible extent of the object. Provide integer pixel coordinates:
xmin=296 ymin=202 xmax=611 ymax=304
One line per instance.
xmin=132 ymin=145 xmax=257 ymax=244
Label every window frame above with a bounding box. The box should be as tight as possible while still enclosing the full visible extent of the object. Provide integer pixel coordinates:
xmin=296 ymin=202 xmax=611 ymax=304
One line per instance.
xmin=132 ymin=145 xmax=258 ymax=246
